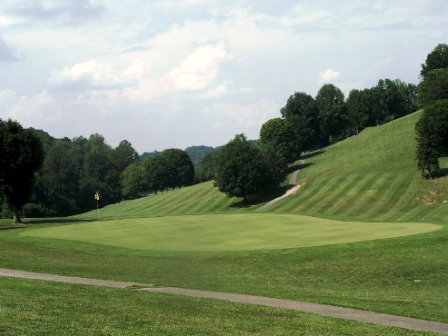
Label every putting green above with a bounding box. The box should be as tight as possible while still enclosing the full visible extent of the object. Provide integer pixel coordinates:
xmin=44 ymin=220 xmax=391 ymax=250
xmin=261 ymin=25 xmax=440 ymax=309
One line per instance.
xmin=22 ymin=214 xmax=441 ymax=252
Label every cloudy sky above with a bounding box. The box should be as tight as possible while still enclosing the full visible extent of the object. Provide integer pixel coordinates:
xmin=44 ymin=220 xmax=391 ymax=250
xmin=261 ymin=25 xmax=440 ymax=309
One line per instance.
xmin=0 ymin=0 xmax=447 ymax=153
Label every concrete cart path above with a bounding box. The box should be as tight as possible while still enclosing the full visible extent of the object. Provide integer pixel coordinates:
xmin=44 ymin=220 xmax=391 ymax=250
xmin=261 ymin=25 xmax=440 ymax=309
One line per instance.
xmin=1 ymin=268 xmax=447 ymax=334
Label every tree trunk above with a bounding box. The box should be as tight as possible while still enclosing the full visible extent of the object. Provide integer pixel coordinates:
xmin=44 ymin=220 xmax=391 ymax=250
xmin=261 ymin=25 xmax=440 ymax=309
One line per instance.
xmin=12 ymin=206 xmax=22 ymax=224
xmin=243 ymin=195 xmax=248 ymax=204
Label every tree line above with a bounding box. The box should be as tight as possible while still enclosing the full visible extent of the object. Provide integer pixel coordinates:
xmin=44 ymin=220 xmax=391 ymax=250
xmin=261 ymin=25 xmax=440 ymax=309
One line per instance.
xmin=0 ymin=127 xmax=195 ymax=222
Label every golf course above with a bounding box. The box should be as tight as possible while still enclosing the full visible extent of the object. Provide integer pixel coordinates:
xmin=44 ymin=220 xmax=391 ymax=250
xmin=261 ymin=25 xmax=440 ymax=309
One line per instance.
xmin=1 ymin=110 xmax=448 ymax=335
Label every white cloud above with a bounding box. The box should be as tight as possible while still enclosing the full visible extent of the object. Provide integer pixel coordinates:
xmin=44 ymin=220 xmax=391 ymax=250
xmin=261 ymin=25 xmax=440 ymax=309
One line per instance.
xmin=200 ymin=98 xmax=279 ymax=139
xmin=203 ymin=85 xmax=227 ymax=98
xmin=318 ymin=68 xmax=340 ymax=82
xmin=169 ymin=42 xmax=233 ymax=91
xmin=0 ymin=89 xmax=56 ymax=126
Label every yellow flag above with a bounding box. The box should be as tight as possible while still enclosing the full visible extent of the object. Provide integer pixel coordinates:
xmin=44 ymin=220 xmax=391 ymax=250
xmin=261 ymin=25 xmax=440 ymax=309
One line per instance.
xmin=94 ymin=191 xmax=100 ymax=201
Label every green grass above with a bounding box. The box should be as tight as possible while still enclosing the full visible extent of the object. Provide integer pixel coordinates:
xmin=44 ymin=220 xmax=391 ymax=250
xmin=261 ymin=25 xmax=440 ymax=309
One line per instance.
xmin=76 ymin=181 xmax=247 ymax=221
xmin=1 ymin=111 xmax=448 ymax=330
xmin=270 ymin=112 xmax=448 ymax=221
xmin=0 ymin=277 xmax=439 ymax=336
xmin=21 ymin=214 xmax=440 ymax=251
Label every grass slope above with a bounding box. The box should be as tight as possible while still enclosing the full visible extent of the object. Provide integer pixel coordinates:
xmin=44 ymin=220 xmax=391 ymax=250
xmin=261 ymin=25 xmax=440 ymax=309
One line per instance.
xmin=76 ymin=181 xmax=245 ymax=221
xmin=270 ymin=111 xmax=448 ymax=221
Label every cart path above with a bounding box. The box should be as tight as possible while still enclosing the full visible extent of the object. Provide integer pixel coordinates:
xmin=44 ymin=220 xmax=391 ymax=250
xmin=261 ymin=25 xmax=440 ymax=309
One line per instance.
xmin=1 ymin=268 xmax=447 ymax=334
xmin=256 ymin=160 xmax=304 ymax=211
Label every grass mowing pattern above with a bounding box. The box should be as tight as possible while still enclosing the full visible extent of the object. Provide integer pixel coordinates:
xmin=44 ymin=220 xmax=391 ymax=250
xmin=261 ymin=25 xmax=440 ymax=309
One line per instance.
xmin=1 ymin=111 xmax=448 ymax=326
xmin=270 ymin=111 xmax=448 ymax=221
xmin=75 ymin=181 xmax=249 ymax=221
xmin=0 ymin=277 xmax=437 ymax=336
xmin=22 ymin=214 xmax=440 ymax=251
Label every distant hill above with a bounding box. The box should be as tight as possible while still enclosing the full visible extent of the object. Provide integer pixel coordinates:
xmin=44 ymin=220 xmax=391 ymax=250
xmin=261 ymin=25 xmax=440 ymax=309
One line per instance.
xmin=184 ymin=145 xmax=219 ymax=165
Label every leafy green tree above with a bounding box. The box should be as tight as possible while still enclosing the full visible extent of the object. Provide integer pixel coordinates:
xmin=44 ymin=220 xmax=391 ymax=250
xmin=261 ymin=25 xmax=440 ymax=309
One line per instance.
xmin=143 ymin=155 xmax=166 ymax=194
xmin=280 ymin=92 xmax=320 ymax=151
xmin=417 ymin=68 xmax=448 ymax=108
xmin=160 ymin=148 xmax=195 ymax=189
xmin=259 ymin=118 xmax=300 ymax=163
xmin=195 ymin=151 xmax=218 ymax=183
xmin=113 ymin=140 xmax=139 ymax=172
xmin=0 ymin=119 xmax=44 ymax=223
xmin=214 ymin=134 xmax=281 ymax=203
xmin=420 ymin=43 xmax=448 ymax=79
xmin=415 ymin=100 xmax=448 ymax=178
xmin=346 ymin=89 xmax=370 ymax=135
xmin=121 ymin=164 xmax=147 ymax=199
xmin=315 ymin=84 xmax=347 ymax=144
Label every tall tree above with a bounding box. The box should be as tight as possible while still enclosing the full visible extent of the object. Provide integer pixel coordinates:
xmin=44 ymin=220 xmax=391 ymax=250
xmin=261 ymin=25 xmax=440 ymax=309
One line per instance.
xmin=315 ymin=84 xmax=347 ymax=144
xmin=417 ymin=68 xmax=448 ymax=108
xmin=160 ymin=148 xmax=195 ymax=189
xmin=280 ymin=92 xmax=320 ymax=151
xmin=259 ymin=118 xmax=300 ymax=163
xmin=113 ymin=140 xmax=139 ymax=172
xmin=420 ymin=43 xmax=448 ymax=79
xmin=0 ymin=119 xmax=44 ymax=223
xmin=214 ymin=134 xmax=281 ymax=203
xmin=121 ymin=164 xmax=147 ymax=199
xmin=346 ymin=89 xmax=370 ymax=135
xmin=415 ymin=100 xmax=448 ymax=178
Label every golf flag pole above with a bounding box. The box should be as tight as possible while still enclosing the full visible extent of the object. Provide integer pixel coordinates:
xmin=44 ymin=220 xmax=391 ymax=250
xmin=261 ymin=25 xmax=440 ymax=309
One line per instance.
xmin=94 ymin=191 xmax=100 ymax=222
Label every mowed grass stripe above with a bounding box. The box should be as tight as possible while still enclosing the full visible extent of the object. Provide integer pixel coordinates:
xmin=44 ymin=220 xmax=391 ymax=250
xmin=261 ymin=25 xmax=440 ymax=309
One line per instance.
xmin=367 ymin=174 xmax=416 ymax=220
xmin=322 ymin=173 xmax=381 ymax=216
xmin=288 ymin=176 xmax=349 ymax=213
xmin=23 ymin=214 xmax=441 ymax=252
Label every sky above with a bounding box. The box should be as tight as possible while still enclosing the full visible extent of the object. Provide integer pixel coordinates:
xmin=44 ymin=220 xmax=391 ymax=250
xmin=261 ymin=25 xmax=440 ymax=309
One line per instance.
xmin=0 ymin=0 xmax=447 ymax=153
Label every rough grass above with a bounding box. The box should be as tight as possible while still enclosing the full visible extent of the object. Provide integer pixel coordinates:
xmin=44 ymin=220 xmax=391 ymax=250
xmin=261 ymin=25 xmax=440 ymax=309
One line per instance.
xmin=0 ymin=277 xmax=437 ymax=336
xmin=21 ymin=214 xmax=440 ymax=251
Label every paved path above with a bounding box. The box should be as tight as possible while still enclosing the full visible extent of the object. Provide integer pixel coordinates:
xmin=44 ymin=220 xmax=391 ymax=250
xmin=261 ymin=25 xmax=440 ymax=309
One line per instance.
xmin=1 ymin=268 xmax=447 ymax=334
xmin=256 ymin=160 xmax=304 ymax=211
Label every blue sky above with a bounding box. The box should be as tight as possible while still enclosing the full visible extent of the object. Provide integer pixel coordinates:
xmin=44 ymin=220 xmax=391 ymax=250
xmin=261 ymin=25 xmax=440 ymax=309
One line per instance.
xmin=0 ymin=0 xmax=447 ymax=153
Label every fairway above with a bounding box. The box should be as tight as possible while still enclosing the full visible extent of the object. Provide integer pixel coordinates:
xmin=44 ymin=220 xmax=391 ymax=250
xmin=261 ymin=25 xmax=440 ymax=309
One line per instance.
xmin=22 ymin=214 xmax=441 ymax=252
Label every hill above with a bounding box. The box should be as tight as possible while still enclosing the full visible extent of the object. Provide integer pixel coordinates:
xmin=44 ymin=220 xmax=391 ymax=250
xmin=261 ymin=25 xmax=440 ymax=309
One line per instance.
xmin=78 ymin=110 xmax=448 ymax=222
xmin=269 ymin=111 xmax=448 ymax=222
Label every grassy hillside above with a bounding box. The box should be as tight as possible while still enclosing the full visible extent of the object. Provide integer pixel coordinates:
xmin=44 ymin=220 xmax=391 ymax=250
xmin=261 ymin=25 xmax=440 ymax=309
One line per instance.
xmin=76 ymin=181 xmax=243 ymax=220
xmin=270 ymin=111 xmax=448 ymax=221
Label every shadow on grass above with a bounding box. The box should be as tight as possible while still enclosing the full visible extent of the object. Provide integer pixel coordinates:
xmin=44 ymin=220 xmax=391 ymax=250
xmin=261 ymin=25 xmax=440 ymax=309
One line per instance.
xmin=301 ymin=149 xmax=325 ymax=160
xmin=287 ymin=162 xmax=314 ymax=174
xmin=24 ymin=218 xmax=94 ymax=225
xmin=434 ymin=168 xmax=448 ymax=179
xmin=229 ymin=185 xmax=292 ymax=209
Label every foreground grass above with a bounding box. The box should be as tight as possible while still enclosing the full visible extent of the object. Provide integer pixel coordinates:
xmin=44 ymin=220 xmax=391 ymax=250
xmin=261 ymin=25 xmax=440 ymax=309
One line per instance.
xmin=0 ymin=221 xmax=447 ymax=323
xmin=0 ymin=277 xmax=439 ymax=336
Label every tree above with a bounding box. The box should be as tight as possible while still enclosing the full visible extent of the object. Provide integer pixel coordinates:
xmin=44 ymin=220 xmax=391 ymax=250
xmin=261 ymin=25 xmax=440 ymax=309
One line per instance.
xmin=346 ymin=89 xmax=370 ymax=135
xmin=213 ymin=134 xmax=281 ymax=203
xmin=280 ymin=92 xmax=320 ymax=151
xmin=420 ymin=43 xmax=448 ymax=79
xmin=259 ymin=118 xmax=300 ymax=163
xmin=143 ymin=155 xmax=166 ymax=194
xmin=160 ymin=148 xmax=195 ymax=189
xmin=415 ymin=100 xmax=448 ymax=178
xmin=417 ymin=68 xmax=448 ymax=108
xmin=195 ymin=150 xmax=218 ymax=183
xmin=0 ymin=119 xmax=44 ymax=223
xmin=121 ymin=164 xmax=147 ymax=199
xmin=315 ymin=84 xmax=347 ymax=144
xmin=113 ymin=140 xmax=139 ymax=172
